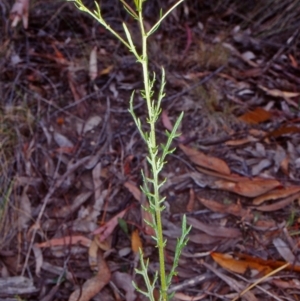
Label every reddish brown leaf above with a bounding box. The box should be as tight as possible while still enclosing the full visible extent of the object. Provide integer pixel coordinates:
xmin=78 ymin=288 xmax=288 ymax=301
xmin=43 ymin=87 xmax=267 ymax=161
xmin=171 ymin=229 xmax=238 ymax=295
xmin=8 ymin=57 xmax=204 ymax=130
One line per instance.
xmin=225 ymin=136 xmax=258 ymax=146
xmin=211 ymin=252 xmax=273 ymax=275
xmin=179 ymin=144 xmax=230 ymax=175
xmin=289 ymin=54 xmax=298 ymax=68
xmin=236 ymin=253 xmax=300 ymax=273
xmin=253 ymin=186 xmax=300 ymax=205
xmin=186 ymin=188 xmax=195 ymax=212
xmin=268 ymin=125 xmax=300 ymax=138
xmin=239 ymin=107 xmax=271 ymax=124
xmin=215 ymin=178 xmax=280 ymax=197
xmin=280 ymin=156 xmax=289 ymax=175
xmin=198 ymin=197 xmax=252 ymax=220
xmin=256 ymin=192 xmax=300 ymax=212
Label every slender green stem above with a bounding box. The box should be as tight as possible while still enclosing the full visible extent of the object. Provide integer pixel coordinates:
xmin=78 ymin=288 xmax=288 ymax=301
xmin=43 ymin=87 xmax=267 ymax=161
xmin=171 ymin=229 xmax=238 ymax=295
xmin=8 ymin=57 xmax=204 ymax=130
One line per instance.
xmin=138 ymin=8 xmax=167 ymax=300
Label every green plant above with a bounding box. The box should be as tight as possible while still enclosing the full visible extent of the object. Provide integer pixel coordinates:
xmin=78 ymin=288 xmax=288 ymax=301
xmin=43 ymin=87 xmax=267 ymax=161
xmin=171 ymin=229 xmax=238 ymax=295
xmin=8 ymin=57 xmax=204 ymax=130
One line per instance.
xmin=69 ymin=1 xmax=191 ymax=300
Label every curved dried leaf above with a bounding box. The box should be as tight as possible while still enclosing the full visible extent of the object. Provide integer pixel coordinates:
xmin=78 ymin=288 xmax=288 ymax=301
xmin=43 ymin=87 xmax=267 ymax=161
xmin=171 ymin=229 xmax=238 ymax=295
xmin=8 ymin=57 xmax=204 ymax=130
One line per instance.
xmin=256 ymin=192 xmax=300 ymax=212
xmin=215 ymin=178 xmax=280 ymax=197
xmin=258 ymin=85 xmax=300 ymax=99
xmin=179 ymin=144 xmax=230 ymax=175
xmin=198 ymin=197 xmax=252 ymax=220
xmin=68 ymin=250 xmax=110 ymax=301
xmin=211 ymin=252 xmax=272 ymax=275
xmin=253 ymin=186 xmax=300 ymax=205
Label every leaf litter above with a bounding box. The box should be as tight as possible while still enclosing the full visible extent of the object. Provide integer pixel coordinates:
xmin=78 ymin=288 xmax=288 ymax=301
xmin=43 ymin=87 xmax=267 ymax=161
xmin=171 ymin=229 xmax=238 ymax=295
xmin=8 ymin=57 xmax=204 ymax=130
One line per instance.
xmin=2 ymin=1 xmax=300 ymax=300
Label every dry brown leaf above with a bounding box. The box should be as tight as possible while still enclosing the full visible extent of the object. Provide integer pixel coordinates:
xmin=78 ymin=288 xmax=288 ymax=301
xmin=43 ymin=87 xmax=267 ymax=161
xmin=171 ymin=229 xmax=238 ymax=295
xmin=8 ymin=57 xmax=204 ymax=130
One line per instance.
xmin=211 ymin=252 xmax=272 ymax=275
xmin=253 ymin=186 xmax=300 ymax=205
xmin=255 ymin=192 xmax=300 ymax=212
xmin=268 ymin=125 xmax=300 ymax=138
xmin=280 ymin=156 xmax=290 ymax=175
xmin=198 ymin=197 xmax=252 ymax=220
xmin=35 ymin=235 xmax=92 ymax=248
xmin=131 ymin=229 xmax=142 ymax=253
xmin=215 ymin=178 xmax=280 ymax=197
xmin=288 ymin=54 xmax=298 ymax=68
xmin=225 ymin=136 xmax=258 ymax=146
xmin=258 ymin=84 xmax=300 ymax=99
xmin=186 ymin=188 xmax=195 ymax=212
xmin=68 ymin=250 xmax=110 ymax=301
xmin=124 ymin=181 xmax=142 ymax=202
xmin=272 ymin=278 xmax=300 ymax=289
xmin=179 ymin=144 xmax=230 ymax=175
xmin=93 ymin=207 xmax=128 ymax=241
xmin=196 ymin=166 xmax=241 ymax=182
xmin=99 ymin=65 xmax=114 ymax=76
xmin=88 ymin=239 xmax=99 ymax=271
xmin=239 ymin=107 xmax=271 ymax=124
xmin=236 ymin=253 xmax=300 ymax=273
xmin=187 ymin=217 xmax=241 ymax=238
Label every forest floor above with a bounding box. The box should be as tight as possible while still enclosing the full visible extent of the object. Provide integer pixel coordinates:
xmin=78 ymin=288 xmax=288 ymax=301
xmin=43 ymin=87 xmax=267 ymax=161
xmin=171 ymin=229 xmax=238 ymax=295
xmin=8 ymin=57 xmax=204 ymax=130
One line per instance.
xmin=1 ymin=0 xmax=300 ymax=300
